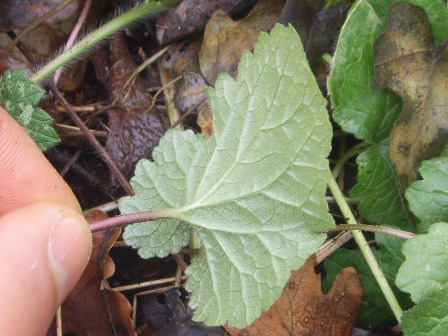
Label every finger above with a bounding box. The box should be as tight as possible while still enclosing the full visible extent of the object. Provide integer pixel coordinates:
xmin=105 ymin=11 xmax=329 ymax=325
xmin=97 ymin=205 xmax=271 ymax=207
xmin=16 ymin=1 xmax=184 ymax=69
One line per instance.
xmin=0 ymin=107 xmax=80 ymax=216
xmin=0 ymin=202 xmax=91 ymax=335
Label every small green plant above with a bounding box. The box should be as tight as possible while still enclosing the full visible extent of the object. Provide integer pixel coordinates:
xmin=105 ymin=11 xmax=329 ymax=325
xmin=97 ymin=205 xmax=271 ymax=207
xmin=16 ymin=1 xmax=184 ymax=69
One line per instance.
xmin=1 ymin=0 xmax=447 ymax=333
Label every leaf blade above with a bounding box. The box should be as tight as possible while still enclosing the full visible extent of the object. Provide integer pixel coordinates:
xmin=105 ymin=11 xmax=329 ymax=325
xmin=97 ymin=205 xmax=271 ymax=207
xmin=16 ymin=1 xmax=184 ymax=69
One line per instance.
xmin=120 ymin=24 xmax=334 ymax=327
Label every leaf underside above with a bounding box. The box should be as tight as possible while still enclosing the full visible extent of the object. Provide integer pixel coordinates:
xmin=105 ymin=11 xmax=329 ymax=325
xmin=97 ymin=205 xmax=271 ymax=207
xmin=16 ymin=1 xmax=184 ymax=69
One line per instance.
xmin=0 ymin=70 xmax=59 ymax=151
xmin=120 ymin=24 xmax=334 ymax=328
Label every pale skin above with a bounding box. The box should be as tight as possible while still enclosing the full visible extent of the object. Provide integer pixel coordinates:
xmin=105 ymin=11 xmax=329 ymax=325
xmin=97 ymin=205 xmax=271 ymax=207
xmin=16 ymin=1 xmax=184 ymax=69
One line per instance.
xmin=0 ymin=107 xmax=92 ymax=335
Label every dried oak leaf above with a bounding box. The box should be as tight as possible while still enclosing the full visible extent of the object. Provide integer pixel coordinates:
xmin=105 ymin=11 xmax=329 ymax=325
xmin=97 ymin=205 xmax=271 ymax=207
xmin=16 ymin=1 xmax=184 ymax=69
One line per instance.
xmin=225 ymin=255 xmax=364 ymax=336
xmin=106 ymin=32 xmax=168 ymax=180
xmin=156 ymin=0 xmax=258 ymax=45
xmin=62 ymin=210 xmax=136 ymax=336
xmin=373 ymin=2 xmax=448 ymax=192
xmin=199 ymin=0 xmax=286 ymax=85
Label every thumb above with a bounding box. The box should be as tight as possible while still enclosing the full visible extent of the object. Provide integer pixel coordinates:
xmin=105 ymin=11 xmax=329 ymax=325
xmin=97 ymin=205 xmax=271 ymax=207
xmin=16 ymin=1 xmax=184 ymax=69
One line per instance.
xmin=0 ymin=202 xmax=92 ymax=335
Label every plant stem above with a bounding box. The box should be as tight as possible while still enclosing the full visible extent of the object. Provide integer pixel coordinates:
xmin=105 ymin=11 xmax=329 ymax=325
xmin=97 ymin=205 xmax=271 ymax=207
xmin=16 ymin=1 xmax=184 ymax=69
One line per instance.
xmin=332 ymin=141 xmax=369 ymax=178
xmin=89 ymin=209 xmax=171 ymax=231
xmin=327 ymin=170 xmax=403 ymax=322
xmin=327 ymin=224 xmax=416 ymax=240
xmin=30 ymin=0 xmax=180 ymax=84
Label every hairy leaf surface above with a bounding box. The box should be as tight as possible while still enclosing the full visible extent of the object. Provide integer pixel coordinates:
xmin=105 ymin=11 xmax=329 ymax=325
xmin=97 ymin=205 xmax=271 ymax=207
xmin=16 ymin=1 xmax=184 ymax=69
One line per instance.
xmin=120 ymin=24 xmax=334 ymax=328
xmin=396 ymin=223 xmax=448 ymax=335
xmin=0 ymin=70 xmax=59 ymax=150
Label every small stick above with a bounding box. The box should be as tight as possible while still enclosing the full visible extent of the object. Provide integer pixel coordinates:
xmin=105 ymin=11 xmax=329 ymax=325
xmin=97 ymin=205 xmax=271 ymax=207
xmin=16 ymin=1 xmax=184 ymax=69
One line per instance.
xmin=49 ymin=82 xmax=135 ymax=195
xmin=54 ymin=0 xmax=93 ymax=85
xmin=170 ymin=97 xmax=207 ymax=128
xmin=326 ymin=224 xmax=416 ymax=240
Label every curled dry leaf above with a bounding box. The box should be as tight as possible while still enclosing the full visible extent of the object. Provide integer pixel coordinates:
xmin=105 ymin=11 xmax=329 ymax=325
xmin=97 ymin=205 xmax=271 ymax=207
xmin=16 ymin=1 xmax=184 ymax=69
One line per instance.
xmin=373 ymin=2 xmax=448 ymax=192
xmin=226 ymin=255 xmax=364 ymax=336
xmin=156 ymin=0 xmax=258 ymax=45
xmin=106 ymin=32 xmax=168 ymax=180
xmin=199 ymin=0 xmax=285 ymax=85
xmin=62 ymin=210 xmax=136 ymax=336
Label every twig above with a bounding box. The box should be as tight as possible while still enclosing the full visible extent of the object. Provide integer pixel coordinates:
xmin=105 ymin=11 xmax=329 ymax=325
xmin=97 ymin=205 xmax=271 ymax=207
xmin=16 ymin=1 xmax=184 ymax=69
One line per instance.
xmin=60 ymin=149 xmax=82 ymax=177
xmin=54 ymin=0 xmax=93 ymax=85
xmin=49 ymin=82 xmax=135 ymax=195
xmin=170 ymin=97 xmax=207 ymax=128
xmin=6 ymin=0 xmax=75 ymax=52
xmin=111 ymin=46 xmax=170 ymax=107
xmin=326 ymin=224 xmax=416 ymax=240
xmin=327 ymin=169 xmax=403 ymax=322
xmin=316 ymin=231 xmax=353 ymax=263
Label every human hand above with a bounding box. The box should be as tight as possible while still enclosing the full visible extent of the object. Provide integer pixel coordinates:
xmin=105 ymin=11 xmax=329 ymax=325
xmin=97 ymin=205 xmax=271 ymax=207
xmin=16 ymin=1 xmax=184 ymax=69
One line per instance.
xmin=0 ymin=107 xmax=92 ymax=335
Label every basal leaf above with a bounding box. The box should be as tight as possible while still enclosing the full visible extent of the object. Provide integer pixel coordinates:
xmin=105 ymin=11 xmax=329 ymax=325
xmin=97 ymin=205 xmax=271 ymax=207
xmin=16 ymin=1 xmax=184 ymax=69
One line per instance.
xmin=0 ymin=70 xmax=59 ymax=150
xmin=328 ymin=0 xmax=402 ymax=143
xmin=405 ymin=149 xmax=448 ymax=233
xmin=120 ymin=24 xmax=334 ymax=327
xmin=351 ymin=141 xmax=413 ymax=231
xmin=396 ymin=222 xmax=448 ymax=335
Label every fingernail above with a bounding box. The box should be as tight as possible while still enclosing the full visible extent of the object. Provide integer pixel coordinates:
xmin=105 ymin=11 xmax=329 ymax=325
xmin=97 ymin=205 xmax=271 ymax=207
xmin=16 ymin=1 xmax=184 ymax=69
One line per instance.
xmin=48 ymin=209 xmax=90 ymax=301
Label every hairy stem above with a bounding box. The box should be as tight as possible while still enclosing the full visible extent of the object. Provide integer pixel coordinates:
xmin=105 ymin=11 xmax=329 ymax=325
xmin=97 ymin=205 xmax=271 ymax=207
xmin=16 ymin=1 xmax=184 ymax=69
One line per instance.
xmin=327 ymin=169 xmax=403 ymax=322
xmin=90 ymin=209 xmax=172 ymax=232
xmin=30 ymin=0 xmax=179 ymax=84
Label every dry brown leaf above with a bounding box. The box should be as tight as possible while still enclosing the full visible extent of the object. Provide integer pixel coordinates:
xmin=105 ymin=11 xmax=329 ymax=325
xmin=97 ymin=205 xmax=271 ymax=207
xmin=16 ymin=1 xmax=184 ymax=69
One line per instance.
xmin=225 ymin=255 xmax=364 ymax=336
xmin=0 ymin=0 xmax=81 ymax=31
xmin=156 ymin=0 xmax=258 ymax=45
xmin=373 ymin=2 xmax=448 ymax=192
xmin=199 ymin=0 xmax=285 ymax=85
xmin=106 ymin=32 xmax=169 ymax=181
xmin=62 ymin=210 xmax=136 ymax=336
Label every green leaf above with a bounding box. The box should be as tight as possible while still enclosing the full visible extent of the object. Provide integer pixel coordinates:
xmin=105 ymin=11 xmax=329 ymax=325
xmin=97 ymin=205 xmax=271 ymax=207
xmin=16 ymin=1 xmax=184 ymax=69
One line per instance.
xmin=324 ymin=234 xmax=413 ymax=327
xmin=396 ymin=222 xmax=448 ymax=335
xmin=351 ymin=141 xmax=413 ymax=231
xmin=328 ymin=0 xmax=402 ymax=143
xmin=0 ymin=70 xmax=59 ymax=150
xmin=405 ymin=149 xmax=448 ymax=232
xmin=119 ymin=24 xmax=334 ymax=328
xmin=400 ymin=286 xmax=448 ymax=336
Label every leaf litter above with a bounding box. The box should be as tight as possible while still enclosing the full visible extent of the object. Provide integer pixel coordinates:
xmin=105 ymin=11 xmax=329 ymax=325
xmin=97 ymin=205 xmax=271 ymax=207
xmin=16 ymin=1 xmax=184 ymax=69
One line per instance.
xmin=1 ymin=1 xmax=446 ymax=334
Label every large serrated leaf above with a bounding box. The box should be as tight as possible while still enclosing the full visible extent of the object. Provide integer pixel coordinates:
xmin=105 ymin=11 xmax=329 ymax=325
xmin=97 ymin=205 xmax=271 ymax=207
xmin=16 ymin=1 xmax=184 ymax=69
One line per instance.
xmin=396 ymin=222 xmax=448 ymax=335
xmin=0 ymin=70 xmax=59 ymax=150
xmin=119 ymin=24 xmax=334 ymax=327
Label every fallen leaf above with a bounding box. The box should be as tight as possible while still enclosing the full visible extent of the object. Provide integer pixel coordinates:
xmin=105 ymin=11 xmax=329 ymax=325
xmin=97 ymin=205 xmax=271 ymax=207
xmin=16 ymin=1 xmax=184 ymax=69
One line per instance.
xmin=226 ymin=255 xmax=364 ymax=336
xmin=106 ymin=32 xmax=169 ymax=180
xmin=199 ymin=0 xmax=285 ymax=85
xmin=62 ymin=210 xmax=136 ymax=335
xmin=373 ymin=2 xmax=448 ymax=192
xmin=156 ymin=0 xmax=258 ymax=45
xmin=142 ymin=288 xmax=225 ymax=335
xmin=0 ymin=0 xmax=81 ymax=30
xmin=174 ymin=70 xmax=213 ymax=136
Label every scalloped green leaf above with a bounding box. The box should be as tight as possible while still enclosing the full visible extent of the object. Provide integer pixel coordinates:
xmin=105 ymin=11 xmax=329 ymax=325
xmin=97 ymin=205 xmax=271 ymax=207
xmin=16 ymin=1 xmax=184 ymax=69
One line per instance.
xmin=0 ymin=70 xmax=59 ymax=151
xmin=396 ymin=222 xmax=448 ymax=335
xmin=119 ymin=24 xmax=334 ymax=328
xmin=328 ymin=0 xmax=402 ymax=143
xmin=406 ymin=148 xmax=448 ymax=233
xmin=351 ymin=141 xmax=413 ymax=231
